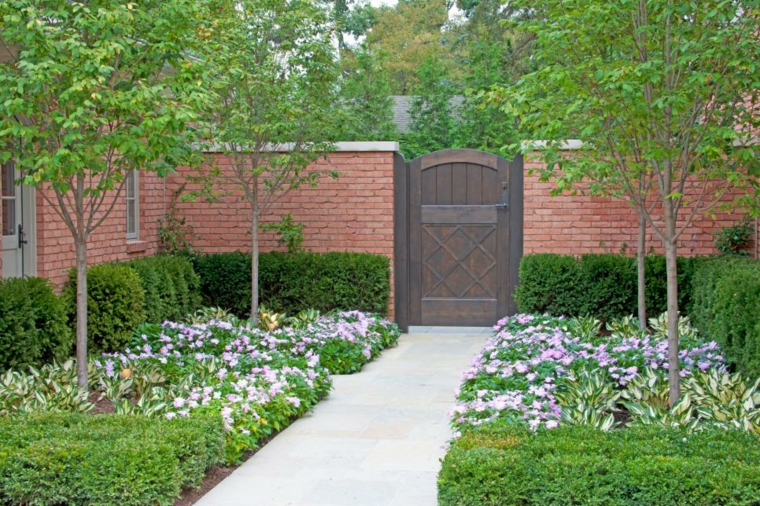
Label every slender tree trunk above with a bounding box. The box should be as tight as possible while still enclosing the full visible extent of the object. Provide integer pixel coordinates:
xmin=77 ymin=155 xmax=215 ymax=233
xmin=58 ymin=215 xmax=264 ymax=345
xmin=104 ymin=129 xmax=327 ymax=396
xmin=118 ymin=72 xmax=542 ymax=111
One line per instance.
xmin=251 ymin=184 xmax=259 ymax=323
xmin=637 ymin=212 xmax=647 ymax=328
xmin=75 ymin=234 xmax=88 ymax=390
xmin=663 ymin=203 xmax=680 ymax=406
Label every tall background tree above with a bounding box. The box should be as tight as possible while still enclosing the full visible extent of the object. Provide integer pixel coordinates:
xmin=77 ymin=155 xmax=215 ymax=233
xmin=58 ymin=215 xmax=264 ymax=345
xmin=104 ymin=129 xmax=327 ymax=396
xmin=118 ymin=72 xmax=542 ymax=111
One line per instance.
xmin=194 ymin=0 xmax=338 ymax=321
xmin=502 ymin=0 xmax=760 ymax=405
xmin=334 ymin=44 xmax=397 ymax=141
xmin=0 ymin=0 xmax=208 ymax=388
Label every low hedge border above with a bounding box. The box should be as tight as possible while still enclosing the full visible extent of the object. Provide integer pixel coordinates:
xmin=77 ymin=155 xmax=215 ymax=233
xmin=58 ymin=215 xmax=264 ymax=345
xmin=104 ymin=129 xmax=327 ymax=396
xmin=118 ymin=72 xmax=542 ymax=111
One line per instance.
xmin=439 ymin=425 xmax=760 ymax=506
xmin=193 ymin=251 xmax=391 ymax=317
xmin=0 ymin=413 xmax=225 ymax=506
xmin=514 ymin=253 xmax=703 ymax=322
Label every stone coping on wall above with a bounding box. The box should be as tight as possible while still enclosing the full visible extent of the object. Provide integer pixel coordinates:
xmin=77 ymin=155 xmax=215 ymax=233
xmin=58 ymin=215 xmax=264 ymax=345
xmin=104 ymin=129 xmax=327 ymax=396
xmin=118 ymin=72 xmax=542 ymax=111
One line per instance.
xmin=203 ymin=141 xmax=400 ymax=153
xmin=524 ymin=137 xmax=757 ymax=150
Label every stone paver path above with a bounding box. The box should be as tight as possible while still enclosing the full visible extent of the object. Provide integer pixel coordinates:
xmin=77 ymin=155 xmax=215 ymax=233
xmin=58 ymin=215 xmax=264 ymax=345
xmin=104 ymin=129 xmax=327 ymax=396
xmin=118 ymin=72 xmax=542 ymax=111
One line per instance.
xmin=196 ymin=327 xmax=490 ymax=506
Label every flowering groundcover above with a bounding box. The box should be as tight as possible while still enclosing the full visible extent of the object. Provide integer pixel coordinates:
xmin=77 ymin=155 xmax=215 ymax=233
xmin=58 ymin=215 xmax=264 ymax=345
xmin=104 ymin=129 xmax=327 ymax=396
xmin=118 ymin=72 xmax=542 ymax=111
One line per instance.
xmin=440 ymin=313 xmax=760 ymax=505
xmin=0 ymin=311 xmax=400 ymax=505
xmin=452 ymin=313 xmax=727 ymax=431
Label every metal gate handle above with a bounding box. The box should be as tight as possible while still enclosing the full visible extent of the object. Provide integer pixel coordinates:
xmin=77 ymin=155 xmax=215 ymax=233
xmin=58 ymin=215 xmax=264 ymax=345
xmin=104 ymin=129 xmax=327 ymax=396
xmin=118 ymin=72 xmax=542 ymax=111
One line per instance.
xmin=494 ymin=182 xmax=509 ymax=209
xmin=18 ymin=224 xmax=27 ymax=248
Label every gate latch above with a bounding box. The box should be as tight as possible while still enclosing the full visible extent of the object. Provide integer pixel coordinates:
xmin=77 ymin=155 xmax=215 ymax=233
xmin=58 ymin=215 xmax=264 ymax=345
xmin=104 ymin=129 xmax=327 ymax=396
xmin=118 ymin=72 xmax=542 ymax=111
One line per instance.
xmin=18 ymin=224 xmax=27 ymax=248
xmin=494 ymin=182 xmax=509 ymax=209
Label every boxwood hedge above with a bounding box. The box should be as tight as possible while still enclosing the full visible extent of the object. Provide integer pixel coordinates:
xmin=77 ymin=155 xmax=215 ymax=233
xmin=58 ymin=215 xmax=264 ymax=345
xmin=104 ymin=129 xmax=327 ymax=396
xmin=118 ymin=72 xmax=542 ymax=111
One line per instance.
xmin=0 ymin=413 xmax=225 ymax=506
xmin=0 ymin=277 xmax=72 ymax=372
xmin=439 ymin=425 xmax=760 ymax=506
xmin=193 ymin=251 xmax=391 ymax=317
xmin=514 ymin=253 xmax=703 ymax=322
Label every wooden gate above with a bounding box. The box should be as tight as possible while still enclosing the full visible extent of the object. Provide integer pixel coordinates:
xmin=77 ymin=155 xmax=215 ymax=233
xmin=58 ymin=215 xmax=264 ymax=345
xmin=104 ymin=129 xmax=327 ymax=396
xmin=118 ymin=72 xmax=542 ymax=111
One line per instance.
xmin=394 ymin=149 xmax=523 ymax=330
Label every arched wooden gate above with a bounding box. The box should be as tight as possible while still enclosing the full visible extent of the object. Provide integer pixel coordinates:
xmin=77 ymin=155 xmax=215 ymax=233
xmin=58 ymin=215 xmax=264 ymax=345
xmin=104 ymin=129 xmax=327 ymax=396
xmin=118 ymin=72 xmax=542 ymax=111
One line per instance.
xmin=394 ymin=149 xmax=523 ymax=330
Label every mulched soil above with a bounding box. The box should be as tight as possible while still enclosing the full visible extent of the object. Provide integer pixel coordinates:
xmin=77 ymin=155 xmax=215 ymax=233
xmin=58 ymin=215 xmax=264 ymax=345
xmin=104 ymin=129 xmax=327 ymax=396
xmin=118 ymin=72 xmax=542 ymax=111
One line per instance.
xmin=173 ymin=464 xmax=239 ymax=506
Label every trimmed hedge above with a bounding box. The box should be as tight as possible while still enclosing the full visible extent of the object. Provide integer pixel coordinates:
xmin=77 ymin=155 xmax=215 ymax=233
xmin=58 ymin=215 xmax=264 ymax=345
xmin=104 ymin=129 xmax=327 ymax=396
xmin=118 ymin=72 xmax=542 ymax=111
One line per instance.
xmin=194 ymin=251 xmax=391 ymax=317
xmin=125 ymin=255 xmax=201 ymax=323
xmin=439 ymin=425 xmax=760 ymax=506
xmin=62 ymin=263 xmax=146 ymax=354
xmin=515 ymin=253 xmax=701 ymax=321
xmin=689 ymin=257 xmax=760 ymax=379
xmin=0 ymin=413 xmax=225 ymax=506
xmin=0 ymin=277 xmax=72 ymax=372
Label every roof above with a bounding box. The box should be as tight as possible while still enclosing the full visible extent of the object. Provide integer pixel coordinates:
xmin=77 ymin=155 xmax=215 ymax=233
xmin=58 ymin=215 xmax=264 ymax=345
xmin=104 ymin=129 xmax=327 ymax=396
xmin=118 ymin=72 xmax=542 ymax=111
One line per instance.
xmin=392 ymin=95 xmax=465 ymax=134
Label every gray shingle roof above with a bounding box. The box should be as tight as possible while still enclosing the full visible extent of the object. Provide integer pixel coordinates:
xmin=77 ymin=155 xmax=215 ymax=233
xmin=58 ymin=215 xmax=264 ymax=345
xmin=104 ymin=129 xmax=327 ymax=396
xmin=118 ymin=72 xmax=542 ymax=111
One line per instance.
xmin=392 ymin=95 xmax=465 ymax=134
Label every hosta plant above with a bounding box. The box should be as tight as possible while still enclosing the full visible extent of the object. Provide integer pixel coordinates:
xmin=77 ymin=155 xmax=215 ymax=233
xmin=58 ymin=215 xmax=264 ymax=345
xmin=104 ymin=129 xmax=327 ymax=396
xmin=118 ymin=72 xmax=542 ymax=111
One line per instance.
xmin=625 ymin=392 xmax=698 ymax=431
xmin=687 ymin=369 xmax=760 ymax=432
xmin=555 ymin=370 xmax=620 ymax=431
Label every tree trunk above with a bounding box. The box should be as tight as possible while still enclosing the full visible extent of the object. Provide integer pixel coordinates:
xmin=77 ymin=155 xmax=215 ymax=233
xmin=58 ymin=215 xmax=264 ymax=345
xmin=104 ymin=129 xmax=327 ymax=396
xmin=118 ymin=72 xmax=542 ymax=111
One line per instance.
xmin=637 ymin=212 xmax=647 ymax=328
xmin=663 ymin=206 xmax=680 ymax=406
xmin=75 ymin=235 xmax=88 ymax=391
xmin=251 ymin=196 xmax=259 ymax=324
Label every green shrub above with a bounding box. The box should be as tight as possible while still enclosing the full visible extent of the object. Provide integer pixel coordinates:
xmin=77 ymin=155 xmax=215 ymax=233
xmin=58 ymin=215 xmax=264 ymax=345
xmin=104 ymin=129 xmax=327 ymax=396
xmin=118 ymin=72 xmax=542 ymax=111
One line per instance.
xmin=643 ymin=255 xmax=704 ymax=316
xmin=62 ymin=263 xmax=146 ymax=354
xmin=516 ymin=253 xmax=702 ymax=321
xmin=514 ymin=254 xmax=582 ymax=316
xmin=0 ymin=412 xmax=225 ymax=506
xmin=578 ymin=254 xmax=637 ymax=322
xmin=194 ymin=251 xmax=391 ymax=317
xmin=0 ymin=277 xmax=72 ymax=372
xmin=126 ymin=255 xmax=201 ymax=322
xmin=439 ymin=425 xmax=760 ymax=506
xmin=690 ymin=257 xmax=760 ymax=379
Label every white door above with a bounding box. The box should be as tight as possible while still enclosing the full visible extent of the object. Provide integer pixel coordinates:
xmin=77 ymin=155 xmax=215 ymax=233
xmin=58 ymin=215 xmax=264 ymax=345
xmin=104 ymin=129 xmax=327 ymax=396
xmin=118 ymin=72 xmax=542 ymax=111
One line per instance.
xmin=1 ymin=161 xmax=35 ymax=278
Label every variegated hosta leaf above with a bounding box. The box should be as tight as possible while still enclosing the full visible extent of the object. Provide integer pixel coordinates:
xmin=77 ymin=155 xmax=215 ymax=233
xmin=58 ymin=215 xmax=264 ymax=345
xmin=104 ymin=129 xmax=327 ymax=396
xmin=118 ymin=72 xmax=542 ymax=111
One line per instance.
xmin=648 ymin=312 xmax=698 ymax=340
xmin=567 ymin=316 xmax=602 ymax=341
xmin=620 ymin=368 xmax=670 ymax=411
xmin=606 ymin=315 xmax=645 ymax=339
xmin=686 ymin=370 xmax=760 ymax=433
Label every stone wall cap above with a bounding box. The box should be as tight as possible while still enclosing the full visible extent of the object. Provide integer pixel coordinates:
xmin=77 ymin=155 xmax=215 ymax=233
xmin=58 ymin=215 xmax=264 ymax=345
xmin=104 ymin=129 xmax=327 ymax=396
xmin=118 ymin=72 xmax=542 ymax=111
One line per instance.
xmin=204 ymin=141 xmax=399 ymax=153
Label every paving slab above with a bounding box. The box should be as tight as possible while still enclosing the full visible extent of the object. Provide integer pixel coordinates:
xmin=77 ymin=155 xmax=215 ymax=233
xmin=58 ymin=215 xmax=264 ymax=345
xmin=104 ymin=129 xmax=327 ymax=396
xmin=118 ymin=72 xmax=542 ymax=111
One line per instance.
xmin=195 ymin=329 xmax=489 ymax=506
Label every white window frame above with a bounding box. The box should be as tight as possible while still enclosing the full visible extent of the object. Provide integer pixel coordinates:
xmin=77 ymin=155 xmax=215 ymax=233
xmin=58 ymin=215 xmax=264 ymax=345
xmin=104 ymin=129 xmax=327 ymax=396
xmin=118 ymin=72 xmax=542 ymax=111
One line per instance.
xmin=126 ymin=169 xmax=139 ymax=240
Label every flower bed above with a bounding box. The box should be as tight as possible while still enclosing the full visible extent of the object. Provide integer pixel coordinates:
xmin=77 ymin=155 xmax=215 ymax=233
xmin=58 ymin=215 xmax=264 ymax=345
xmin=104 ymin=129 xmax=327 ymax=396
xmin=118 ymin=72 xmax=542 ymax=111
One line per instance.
xmin=442 ymin=313 xmax=760 ymax=505
xmin=453 ymin=313 xmax=731 ymax=431
xmin=0 ymin=310 xmax=400 ymax=504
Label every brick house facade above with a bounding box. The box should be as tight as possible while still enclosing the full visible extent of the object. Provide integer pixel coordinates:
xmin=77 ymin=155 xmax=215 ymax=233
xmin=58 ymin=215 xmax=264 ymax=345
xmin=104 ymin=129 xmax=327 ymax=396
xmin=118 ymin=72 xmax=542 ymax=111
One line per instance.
xmin=1 ymin=142 xmax=756 ymax=320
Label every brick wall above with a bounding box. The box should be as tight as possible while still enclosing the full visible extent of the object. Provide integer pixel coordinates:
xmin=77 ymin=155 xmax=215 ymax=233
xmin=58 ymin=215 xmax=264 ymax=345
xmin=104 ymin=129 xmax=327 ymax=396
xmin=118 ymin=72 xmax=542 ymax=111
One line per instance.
xmin=172 ymin=150 xmax=396 ymax=317
xmin=35 ymin=173 xmax=165 ymax=287
xmin=523 ymin=152 xmax=759 ymax=257
xmin=7 ymin=146 xmax=756 ymax=322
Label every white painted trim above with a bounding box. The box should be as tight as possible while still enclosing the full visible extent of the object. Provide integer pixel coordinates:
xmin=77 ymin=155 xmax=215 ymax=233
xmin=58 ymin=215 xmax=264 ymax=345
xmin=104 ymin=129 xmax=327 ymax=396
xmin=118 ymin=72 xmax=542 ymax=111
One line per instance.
xmin=203 ymin=141 xmax=399 ymax=153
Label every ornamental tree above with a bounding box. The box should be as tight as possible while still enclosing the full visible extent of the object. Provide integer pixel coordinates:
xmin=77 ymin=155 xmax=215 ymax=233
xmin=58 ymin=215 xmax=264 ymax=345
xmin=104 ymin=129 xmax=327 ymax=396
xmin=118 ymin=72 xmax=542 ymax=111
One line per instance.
xmin=193 ymin=0 xmax=338 ymax=321
xmin=0 ymin=0 xmax=208 ymax=388
xmin=503 ymin=0 xmax=759 ymax=405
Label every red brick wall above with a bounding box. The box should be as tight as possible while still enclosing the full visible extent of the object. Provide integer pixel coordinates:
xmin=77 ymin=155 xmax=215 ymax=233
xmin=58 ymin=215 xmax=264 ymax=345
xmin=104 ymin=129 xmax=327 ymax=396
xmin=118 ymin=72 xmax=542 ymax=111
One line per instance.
xmin=523 ymin=153 xmax=759 ymax=258
xmin=10 ymin=147 xmax=757 ymax=322
xmin=35 ymin=173 xmax=165 ymax=287
xmin=172 ymin=151 xmax=396 ymax=317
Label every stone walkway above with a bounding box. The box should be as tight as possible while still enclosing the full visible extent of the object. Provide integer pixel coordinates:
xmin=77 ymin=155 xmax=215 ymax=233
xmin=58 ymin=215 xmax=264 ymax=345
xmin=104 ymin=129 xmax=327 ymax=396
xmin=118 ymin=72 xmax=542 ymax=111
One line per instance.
xmin=196 ymin=327 xmax=490 ymax=506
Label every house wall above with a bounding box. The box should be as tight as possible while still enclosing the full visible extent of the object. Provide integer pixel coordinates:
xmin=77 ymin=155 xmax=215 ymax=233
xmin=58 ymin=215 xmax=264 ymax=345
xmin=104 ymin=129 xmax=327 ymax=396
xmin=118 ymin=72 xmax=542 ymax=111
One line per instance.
xmin=34 ymin=174 xmax=165 ymax=287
